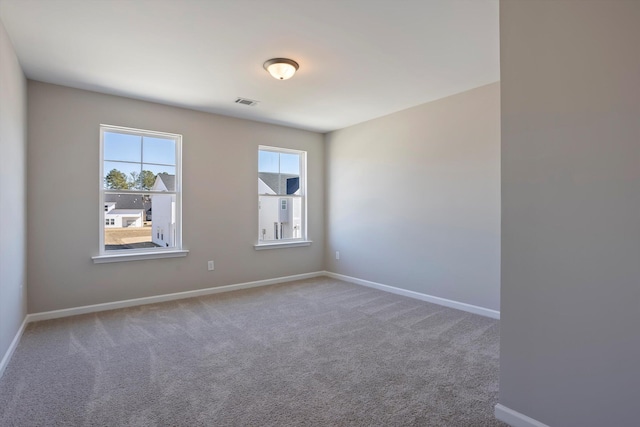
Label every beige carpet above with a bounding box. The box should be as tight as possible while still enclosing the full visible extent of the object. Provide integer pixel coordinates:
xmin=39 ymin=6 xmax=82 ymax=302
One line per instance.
xmin=0 ymin=277 xmax=505 ymax=426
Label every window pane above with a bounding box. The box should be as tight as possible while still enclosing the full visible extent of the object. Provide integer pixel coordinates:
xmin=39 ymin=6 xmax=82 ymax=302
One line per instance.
xmin=258 ymin=173 xmax=300 ymax=196
xmin=143 ymin=137 xmax=175 ymax=165
xmin=104 ymin=193 xmax=152 ymax=251
xmin=104 ymin=132 xmax=141 ymax=162
xmin=143 ymin=164 xmax=176 ymax=177
xmin=257 ymin=151 xmax=300 ymax=196
xmin=258 ymin=196 xmax=302 ymax=241
xmin=148 ymin=171 xmax=175 ymax=192
xmin=280 ymin=153 xmax=300 ymax=175
xmin=104 ymin=192 xmax=177 ymax=251
xmin=258 ymin=150 xmax=279 ymax=173
xmin=104 ymin=161 xmax=141 ymax=189
xmin=135 ymin=170 xmax=158 ymax=191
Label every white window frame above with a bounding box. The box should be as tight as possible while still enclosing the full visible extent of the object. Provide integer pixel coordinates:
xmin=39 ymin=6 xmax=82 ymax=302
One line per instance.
xmin=255 ymin=145 xmax=311 ymax=250
xmin=92 ymin=124 xmax=188 ymax=263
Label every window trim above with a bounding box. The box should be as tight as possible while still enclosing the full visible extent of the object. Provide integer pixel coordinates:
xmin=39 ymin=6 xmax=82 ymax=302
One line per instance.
xmin=92 ymin=249 xmax=189 ymax=264
xmin=93 ymin=124 xmax=187 ymax=263
xmin=256 ymin=145 xmax=308 ymax=249
xmin=253 ymin=240 xmax=312 ymax=250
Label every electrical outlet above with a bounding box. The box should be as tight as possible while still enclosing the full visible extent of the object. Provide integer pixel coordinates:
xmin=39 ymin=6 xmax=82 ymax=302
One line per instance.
xmin=207 ymin=260 xmax=214 ymax=271
xmin=335 ymin=251 xmax=340 ymax=260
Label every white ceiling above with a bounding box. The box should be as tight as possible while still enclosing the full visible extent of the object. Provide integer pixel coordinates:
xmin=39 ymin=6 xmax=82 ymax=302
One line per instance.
xmin=0 ymin=0 xmax=499 ymax=133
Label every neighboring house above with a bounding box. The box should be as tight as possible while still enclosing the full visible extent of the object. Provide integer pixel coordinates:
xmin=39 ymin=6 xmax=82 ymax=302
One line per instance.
xmin=104 ymin=194 xmax=149 ymax=228
xmin=258 ymin=172 xmax=301 ymax=241
xmin=151 ymin=173 xmax=176 ymax=247
xmin=258 ymin=172 xmax=299 ymax=196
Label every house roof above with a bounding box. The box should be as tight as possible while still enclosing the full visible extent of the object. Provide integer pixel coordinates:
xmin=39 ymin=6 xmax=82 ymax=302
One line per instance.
xmin=105 ymin=194 xmax=151 ymax=211
xmin=258 ymin=172 xmax=299 ymax=195
xmin=154 ymin=173 xmax=175 ymax=192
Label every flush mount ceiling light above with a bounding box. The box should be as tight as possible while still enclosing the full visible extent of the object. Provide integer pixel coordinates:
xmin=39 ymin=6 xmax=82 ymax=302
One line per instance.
xmin=263 ymin=58 xmax=299 ymax=80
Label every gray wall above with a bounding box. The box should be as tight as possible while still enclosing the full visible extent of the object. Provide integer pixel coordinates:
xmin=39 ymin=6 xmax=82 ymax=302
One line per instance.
xmin=325 ymin=83 xmax=501 ymax=311
xmin=0 ymin=21 xmax=27 ymax=362
xmin=27 ymin=82 xmax=324 ymax=313
xmin=499 ymin=1 xmax=640 ymax=425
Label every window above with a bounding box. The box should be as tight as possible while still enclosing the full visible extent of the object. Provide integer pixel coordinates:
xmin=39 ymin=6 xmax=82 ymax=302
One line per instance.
xmin=93 ymin=125 xmax=187 ymax=263
xmin=256 ymin=146 xmax=309 ymax=249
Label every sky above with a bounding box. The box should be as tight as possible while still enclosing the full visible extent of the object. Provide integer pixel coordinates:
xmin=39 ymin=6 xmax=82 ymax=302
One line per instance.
xmin=104 ymin=132 xmax=301 ymax=188
xmin=258 ymin=150 xmax=300 ymax=175
xmin=103 ymin=132 xmax=176 ymax=183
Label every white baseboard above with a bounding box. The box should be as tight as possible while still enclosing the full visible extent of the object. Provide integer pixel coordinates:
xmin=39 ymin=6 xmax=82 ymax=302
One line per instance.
xmin=28 ymin=271 xmax=325 ymax=322
xmin=495 ymin=404 xmax=550 ymax=427
xmin=324 ymin=271 xmax=500 ymax=319
xmin=0 ymin=317 xmax=28 ymax=379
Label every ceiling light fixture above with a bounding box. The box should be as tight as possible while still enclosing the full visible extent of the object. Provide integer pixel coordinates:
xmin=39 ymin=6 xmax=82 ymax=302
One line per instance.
xmin=263 ymin=58 xmax=299 ymax=80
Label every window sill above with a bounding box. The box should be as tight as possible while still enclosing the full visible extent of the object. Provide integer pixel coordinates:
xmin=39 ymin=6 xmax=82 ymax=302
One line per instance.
xmin=254 ymin=240 xmax=312 ymax=250
xmin=92 ymin=249 xmax=189 ymax=264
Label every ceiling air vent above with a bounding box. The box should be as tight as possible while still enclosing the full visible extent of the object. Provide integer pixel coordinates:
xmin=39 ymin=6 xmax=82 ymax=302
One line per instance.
xmin=235 ymin=97 xmax=259 ymax=107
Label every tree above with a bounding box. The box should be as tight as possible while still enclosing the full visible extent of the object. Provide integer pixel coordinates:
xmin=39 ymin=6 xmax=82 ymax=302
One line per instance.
xmin=124 ymin=170 xmax=156 ymax=190
xmin=105 ymin=169 xmax=156 ymax=191
xmin=139 ymin=170 xmax=156 ymax=190
xmin=105 ymin=169 xmax=131 ymax=190
xmin=128 ymin=171 xmax=140 ymax=189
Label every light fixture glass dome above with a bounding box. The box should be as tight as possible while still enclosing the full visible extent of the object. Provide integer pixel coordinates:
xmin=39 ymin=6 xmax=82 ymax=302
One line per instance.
xmin=263 ymin=58 xmax=299 ymax=80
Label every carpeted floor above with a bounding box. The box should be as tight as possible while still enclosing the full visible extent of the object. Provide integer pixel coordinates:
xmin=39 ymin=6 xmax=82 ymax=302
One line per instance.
xmin=0 ymin=277 xmax=505 ymax=426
